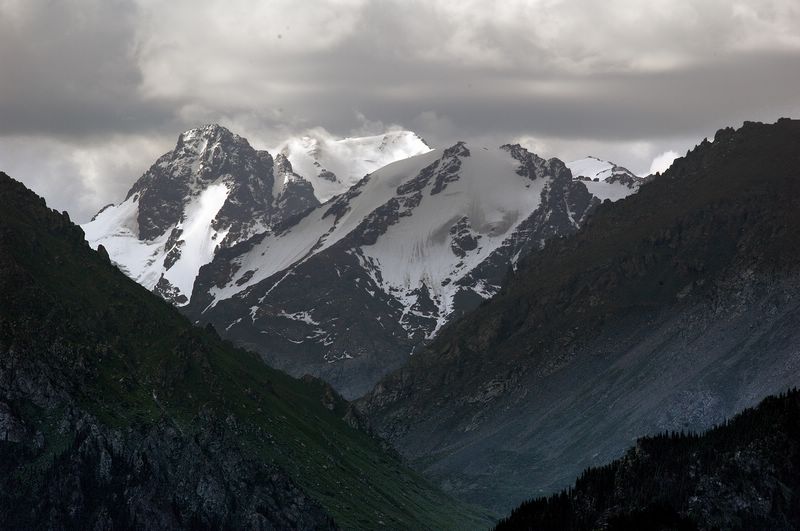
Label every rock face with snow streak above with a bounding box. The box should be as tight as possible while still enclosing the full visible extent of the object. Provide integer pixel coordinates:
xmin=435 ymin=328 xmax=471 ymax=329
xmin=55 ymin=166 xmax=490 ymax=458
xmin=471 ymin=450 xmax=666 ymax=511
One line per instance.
xmin=187 ymin=142 xmax=636 ymax=398
xmin=83 ymin=125 xmax=320 ymax=305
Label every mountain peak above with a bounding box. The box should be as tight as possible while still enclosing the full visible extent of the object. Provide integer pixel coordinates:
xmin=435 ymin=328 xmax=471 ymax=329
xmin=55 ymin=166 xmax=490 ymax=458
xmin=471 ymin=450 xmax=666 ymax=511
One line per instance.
xmin=83 ymin=125 xmax=435 ymax=307
xmin=178 ymin=123 xmax=234 ymax=142
xmin=442 ymin=141 xmax=471 ymax=158
xmin=84 ymin=125 xmax=319 ymax=305
xmin=377 ymin=130 xmax=431 ymax=150
xmin=172 ymin=123 xmax=250 ymax=160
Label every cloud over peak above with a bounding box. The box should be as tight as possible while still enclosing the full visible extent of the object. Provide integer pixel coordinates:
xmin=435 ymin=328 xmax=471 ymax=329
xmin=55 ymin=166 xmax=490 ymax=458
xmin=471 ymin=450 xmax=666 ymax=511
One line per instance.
xmin=1 ymin=0 xmax=798 ymax=219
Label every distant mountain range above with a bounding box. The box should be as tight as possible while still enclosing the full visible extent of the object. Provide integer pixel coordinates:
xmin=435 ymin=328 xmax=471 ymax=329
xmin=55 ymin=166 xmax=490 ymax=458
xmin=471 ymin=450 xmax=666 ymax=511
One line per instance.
xmin=359 ymin=118 xmax=800 ymax=512
xmin=83 ymin=125 xmax=642 ymax=397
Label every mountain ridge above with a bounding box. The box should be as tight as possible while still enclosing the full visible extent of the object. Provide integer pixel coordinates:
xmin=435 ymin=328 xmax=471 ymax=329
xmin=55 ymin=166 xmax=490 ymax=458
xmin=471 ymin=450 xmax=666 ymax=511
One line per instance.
xmin=360 ymin=117 xmax=800 ymax=512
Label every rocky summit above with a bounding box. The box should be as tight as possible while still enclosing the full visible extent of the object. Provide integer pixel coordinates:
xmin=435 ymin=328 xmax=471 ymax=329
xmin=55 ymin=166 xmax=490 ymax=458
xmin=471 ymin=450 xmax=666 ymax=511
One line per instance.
xmin=84 ymin=124 xmax=320 ymax=305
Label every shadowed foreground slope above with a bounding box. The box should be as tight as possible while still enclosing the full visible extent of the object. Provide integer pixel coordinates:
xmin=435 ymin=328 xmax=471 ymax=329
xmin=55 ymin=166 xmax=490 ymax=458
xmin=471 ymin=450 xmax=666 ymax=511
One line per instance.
xmin=496 ymin=389 xmax=800 ymax=530
xmin=0 ymin=172 xmax=491 ymax=529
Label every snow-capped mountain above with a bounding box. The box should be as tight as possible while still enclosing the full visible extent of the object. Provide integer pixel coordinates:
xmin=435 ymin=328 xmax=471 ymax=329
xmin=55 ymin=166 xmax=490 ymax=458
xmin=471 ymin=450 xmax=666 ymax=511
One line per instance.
xmin=83 ymin=125 xmax=320 ymax=305
xmin=83 ymin=124 xmax=644 ymax=398
xmin=566 ymin=156 xmax=644 ymax=201
xmin=272 ymin=129 xmax=431 ymax=202
xmin=82 ymin=125 xmax=425 ymax=306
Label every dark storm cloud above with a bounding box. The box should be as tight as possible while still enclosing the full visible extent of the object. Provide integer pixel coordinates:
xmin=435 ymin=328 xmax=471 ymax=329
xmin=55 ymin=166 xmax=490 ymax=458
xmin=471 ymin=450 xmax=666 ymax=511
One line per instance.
xmin=345 ymin=50 xmax=800 ymax=143
xmin=0 ymin=0 xmax=177 ymax=137
xmin=0 ymin=0 xmax=799 ymax=220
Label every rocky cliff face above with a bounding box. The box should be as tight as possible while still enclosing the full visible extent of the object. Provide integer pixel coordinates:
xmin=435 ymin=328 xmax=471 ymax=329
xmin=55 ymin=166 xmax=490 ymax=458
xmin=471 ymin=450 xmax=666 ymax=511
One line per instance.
xmin=359 ymin=118 xmax=800 ymax=513
xmin=0 ymin=409 xmax=332 ymax=530
xmin=0 ymin=171 xmax=490 ymax=530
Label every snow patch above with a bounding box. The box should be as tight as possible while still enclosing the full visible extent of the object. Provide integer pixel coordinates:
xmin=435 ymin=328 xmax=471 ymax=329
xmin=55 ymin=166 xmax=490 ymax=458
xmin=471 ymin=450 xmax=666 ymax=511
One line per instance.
xmin=83 ymin=196 xmax=170 ymax=290
xmin=162 ymin=182 xmax=231 ymax=297
xmin=277 ymin=310 xmax=320 ymax=326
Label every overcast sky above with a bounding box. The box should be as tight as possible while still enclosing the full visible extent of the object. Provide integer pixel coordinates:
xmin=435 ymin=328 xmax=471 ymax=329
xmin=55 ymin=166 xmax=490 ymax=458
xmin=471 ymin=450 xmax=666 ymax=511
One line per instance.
xmin=1 ymin=0 xmax=799 ymax=222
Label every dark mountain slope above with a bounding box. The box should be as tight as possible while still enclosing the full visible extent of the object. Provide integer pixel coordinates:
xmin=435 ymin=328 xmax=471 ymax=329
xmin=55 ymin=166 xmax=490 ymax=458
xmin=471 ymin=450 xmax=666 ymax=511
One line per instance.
xmin=496 ymin=388 xmax=800 ymax=531
xmin=0 ymin=172 xmax=490 ymax=529
xmin=361 ymin=118 xmax=800 ymax=512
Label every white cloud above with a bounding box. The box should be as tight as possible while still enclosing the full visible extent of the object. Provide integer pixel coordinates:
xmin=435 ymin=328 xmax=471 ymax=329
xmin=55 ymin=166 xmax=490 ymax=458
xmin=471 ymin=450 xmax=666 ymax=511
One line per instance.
xmin=130 ymin=0 xmax=800 ymax=116
xmin=0 ymin=134 xmax=168 ymax=222
xmin=648 ymin=150 xmax=680 ymax=175
xmin=134 ymin=0 xmax=369 ymax=103
xmin=1 ymin=0 xmax=800 ymax=217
